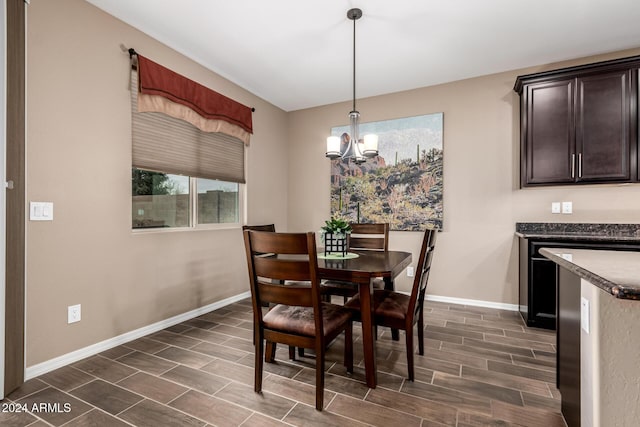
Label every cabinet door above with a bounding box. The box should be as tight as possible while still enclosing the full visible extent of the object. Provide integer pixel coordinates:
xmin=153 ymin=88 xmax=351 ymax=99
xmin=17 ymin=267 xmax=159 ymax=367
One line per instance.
xmin=524 ymin=80 xmax=575 ymax=185
xmin=576 ymin=70 xmax=632 ymax=182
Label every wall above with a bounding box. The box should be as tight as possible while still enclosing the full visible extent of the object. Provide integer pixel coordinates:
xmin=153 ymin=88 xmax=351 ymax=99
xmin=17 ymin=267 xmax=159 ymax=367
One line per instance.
xmin=287 ymin=48 xmax=640 ymax=305
xmin=25 ymin=0 xmax=288 ymax=367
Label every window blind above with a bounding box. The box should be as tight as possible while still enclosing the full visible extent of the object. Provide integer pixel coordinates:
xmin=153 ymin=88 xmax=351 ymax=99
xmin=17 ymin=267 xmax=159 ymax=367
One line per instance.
xmin=130 ymin=68 xmax=245 ymax=183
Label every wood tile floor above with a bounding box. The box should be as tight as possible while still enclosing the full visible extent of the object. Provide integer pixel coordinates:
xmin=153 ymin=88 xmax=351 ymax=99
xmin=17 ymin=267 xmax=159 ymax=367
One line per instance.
xmin=1 ymin=299 xmax=567 ymax=426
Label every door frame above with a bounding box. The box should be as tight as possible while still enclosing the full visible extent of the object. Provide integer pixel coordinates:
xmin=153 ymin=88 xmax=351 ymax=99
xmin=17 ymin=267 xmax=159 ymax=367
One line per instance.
xmin=1 ymin=0 xmax=7 ymax=399
xmin=4 ymin=0 xmax=26 ymax=397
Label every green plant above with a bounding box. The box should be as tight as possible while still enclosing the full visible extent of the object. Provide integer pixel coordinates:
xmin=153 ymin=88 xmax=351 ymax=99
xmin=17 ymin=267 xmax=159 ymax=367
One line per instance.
xmin=321 ymin=217 xmax=352 ymax=235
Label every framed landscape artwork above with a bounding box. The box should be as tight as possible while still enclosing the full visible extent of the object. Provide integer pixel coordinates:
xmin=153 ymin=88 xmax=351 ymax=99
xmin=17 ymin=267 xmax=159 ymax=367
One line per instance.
xmin=330 ymin=113 xmax=443 ymax=231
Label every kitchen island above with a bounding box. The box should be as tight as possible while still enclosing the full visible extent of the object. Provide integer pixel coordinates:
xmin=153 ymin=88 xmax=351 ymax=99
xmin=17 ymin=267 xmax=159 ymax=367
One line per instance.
xmin=540 ymin=247 xmax=640 ymax=427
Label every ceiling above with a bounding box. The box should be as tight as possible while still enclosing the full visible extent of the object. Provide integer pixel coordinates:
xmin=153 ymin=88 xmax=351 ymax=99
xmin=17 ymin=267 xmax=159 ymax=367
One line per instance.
xmin=86 ymin=0 xmax=640 ymax=112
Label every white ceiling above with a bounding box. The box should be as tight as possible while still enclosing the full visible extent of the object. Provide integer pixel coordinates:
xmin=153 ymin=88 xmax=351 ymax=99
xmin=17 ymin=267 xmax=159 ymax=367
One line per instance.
xmin=86 ymin=0 xmax=640 ymax=112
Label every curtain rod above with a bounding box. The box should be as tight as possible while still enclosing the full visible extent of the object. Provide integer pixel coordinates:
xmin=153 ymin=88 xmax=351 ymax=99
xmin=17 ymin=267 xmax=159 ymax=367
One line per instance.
xmin=121 ymin=44 xmax=256 ymax=112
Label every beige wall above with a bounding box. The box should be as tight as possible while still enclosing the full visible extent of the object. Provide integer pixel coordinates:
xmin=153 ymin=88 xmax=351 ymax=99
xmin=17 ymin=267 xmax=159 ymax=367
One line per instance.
xmin=287 ymin=48 xmax=640 ymax=304
xmin=25 ymin=0 xmax=640 ymax=370
xmin=26 ymin=0 xmax=288 ymax=366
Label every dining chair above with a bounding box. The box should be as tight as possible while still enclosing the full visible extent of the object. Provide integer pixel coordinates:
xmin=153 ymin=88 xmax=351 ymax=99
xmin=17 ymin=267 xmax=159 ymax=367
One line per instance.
xmin=242 ymin=224 xmax=276 ymax=232
xmin=243 ymin=230 xmax=353 ymax=411
xmin=345 ymin=227 xmax=436 ymax=381
xmin=321 ymin=222 xmax=390 ymax=302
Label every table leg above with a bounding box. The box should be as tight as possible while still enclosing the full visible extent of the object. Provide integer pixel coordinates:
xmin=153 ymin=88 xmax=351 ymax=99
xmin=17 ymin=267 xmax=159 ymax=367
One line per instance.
xmin=359 ymin=280 xmax=377 ymax=388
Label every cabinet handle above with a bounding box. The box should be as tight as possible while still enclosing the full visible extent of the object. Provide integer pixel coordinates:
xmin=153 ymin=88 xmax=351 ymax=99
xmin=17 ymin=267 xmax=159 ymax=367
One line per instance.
xmin=571 ymin=154 xmax=576 ymax=178
xmin=578 ymin=153 xmax=583 ymax=178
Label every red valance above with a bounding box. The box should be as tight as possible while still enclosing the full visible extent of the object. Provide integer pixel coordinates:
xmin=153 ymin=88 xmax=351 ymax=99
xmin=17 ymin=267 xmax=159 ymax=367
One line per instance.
xmin=137 ymin=55 xmax=253 ymax=134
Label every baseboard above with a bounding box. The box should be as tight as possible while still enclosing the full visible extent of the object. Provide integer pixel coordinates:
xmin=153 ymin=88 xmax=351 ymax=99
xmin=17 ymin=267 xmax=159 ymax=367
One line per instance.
xmin=425 ymin=294 xmax=519 ymax=312
xmin=25 ymin=291 xmax=251 ymax=380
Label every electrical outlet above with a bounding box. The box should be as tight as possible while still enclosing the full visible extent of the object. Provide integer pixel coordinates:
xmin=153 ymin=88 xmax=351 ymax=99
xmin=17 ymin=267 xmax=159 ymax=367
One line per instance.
xmin=407 ymin=266 xmax=414 ymax=277
xmin=581 ymin=298 xmax=590 ymax=334
xmin=68 ymin=304 xmax=81 ymax=324
xmin=561 ymin=201 xmax=573 ymax=214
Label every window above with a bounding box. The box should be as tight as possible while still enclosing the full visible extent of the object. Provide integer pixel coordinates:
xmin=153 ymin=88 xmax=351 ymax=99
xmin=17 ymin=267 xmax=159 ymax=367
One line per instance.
xmin=129 ymin=58 xmax=248 ymax=231
xmin=132 ymin=168 xmax=240 ymax=229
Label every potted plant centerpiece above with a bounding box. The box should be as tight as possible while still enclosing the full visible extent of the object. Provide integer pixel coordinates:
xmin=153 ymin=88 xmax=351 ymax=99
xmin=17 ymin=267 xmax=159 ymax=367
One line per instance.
xmin=320 ymin=217 xmax=352 ymax=257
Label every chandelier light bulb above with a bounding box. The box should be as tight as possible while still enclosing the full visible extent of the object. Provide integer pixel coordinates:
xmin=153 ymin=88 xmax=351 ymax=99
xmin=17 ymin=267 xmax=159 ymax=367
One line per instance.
xmin=362 ymin=134 xmax=379 ymax=157
xmin=326 ymin=136 xmax=341 ymax=159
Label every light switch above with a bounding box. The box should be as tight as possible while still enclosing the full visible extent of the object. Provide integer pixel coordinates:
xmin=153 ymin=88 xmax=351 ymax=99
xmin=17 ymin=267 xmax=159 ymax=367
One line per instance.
xmin=581 ymin=297 xmax=590 ymax=334
xmin=561 ymin=201 xmax=573 ymax=214
xmin=551 ymin=202 xmax=561 ymax=214
xmin=30 ymin=202 xmax=54 ymax=221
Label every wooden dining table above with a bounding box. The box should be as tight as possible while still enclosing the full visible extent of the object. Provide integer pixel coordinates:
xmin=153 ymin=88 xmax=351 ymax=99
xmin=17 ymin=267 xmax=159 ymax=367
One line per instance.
xmin=317 ymin=249 xmax=412 ymax=388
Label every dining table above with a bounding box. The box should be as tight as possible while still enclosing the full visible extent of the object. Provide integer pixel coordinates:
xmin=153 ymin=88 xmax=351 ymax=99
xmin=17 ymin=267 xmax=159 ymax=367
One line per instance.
xmin=317 ymin=249 xmax=412 ymax=388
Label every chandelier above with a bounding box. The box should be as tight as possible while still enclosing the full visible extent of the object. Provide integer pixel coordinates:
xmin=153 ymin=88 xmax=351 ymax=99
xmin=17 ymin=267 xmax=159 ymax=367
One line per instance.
xmin=326 ymin=8 xmax=378 ymax=164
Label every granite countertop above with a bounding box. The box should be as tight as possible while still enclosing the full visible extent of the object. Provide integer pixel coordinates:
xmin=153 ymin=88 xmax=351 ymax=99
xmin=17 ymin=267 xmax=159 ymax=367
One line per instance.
xmin=515 ymin=222 xmax=640 ymax=242
xmin=540 ymin=247 xmax=640 ymax=300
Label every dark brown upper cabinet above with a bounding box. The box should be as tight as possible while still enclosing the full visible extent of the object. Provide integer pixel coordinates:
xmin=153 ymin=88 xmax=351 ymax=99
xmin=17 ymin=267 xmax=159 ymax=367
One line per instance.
xmin=515 ymin=56 xmax=639 ymax=187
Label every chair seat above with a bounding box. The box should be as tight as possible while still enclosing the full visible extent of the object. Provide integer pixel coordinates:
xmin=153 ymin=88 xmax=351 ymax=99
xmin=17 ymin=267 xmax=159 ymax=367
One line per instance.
xmin=345 ymin=290 xmax=409 ymax=323
xmin=373 ymin=290 xmax=410 ymax=322
xmin=264 ymin=303 xmax=352 ymax=337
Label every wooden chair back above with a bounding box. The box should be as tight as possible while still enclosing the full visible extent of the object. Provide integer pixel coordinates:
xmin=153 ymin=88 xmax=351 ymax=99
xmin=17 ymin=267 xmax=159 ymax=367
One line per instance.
xmin=348 ymin=223 xmax=389 ymax=251
xmin=407 ymin=228 xmax=437 ymax=320
xmin=242 ymin=224 xmax=276 ymax=232
xmin=244 ymin=230 xmax=323 ymax=332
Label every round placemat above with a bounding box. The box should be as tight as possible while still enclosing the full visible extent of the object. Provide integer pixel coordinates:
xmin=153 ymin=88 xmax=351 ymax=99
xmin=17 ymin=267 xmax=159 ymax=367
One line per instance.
xmin=317 ymin=252 xmax=360 ymax=260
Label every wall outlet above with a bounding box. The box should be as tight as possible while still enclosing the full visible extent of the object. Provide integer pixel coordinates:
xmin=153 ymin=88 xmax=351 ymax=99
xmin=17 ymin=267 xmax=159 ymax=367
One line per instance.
xmin=407 ymin=266 xmax=414 ymax=277
xmin=68 ymin=304 xmax=81 ymax=324
xmin=551 ymin=202 xmax=561 ymax=214
xmin=561 ymin=201 xmax=573 ymax=214
xmin=581 ymin=297 xmax=590 ymax=334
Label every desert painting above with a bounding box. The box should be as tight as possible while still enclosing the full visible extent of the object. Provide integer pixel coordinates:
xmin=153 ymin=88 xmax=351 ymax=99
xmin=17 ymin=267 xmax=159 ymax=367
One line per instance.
xmin=330 ymin=113 xmax=443 ymax=231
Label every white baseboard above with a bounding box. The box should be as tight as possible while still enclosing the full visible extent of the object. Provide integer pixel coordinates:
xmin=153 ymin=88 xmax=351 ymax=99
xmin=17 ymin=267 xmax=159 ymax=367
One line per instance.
xmin=25 ymin=291 xmax=251 ymax=380
xmin=425 ymin=294 xmax=519 ymax=312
